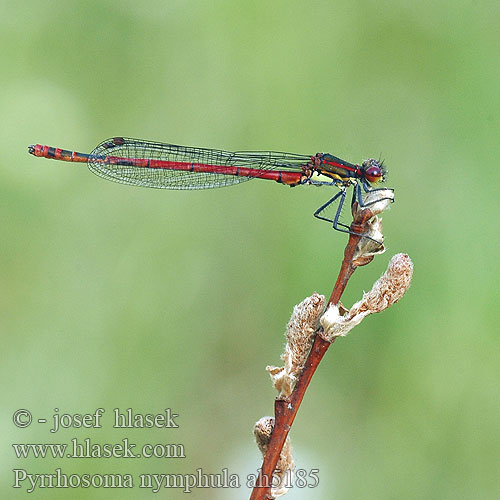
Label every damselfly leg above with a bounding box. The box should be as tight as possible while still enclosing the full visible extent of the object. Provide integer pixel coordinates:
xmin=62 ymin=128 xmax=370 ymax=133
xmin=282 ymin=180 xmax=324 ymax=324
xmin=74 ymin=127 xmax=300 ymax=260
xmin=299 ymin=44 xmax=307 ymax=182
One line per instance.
xmin=314 ymin=188 xmax=351 ymax=233
xmin=314 ymin=181 xmax=393 ymax=242
xmin=355 ymin=179 xmax=394 ymax=208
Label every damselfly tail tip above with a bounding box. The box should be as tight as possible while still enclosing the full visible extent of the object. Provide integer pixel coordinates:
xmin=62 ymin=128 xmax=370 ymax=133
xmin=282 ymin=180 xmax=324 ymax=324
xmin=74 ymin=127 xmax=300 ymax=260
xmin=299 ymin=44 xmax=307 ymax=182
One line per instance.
xmin=27 ymin=144 xmax=36 ymax=155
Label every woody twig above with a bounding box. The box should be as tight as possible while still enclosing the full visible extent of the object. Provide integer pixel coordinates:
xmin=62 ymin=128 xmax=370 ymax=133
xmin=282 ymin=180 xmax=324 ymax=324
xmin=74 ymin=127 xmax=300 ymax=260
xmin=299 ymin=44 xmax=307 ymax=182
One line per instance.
xmin=250 ymin=188 xmax=412 ymax=499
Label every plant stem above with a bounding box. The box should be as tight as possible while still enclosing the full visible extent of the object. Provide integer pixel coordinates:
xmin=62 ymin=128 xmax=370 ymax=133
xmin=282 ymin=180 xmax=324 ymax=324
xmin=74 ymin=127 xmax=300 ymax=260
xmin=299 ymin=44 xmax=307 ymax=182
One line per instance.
xmin=249 ymin=207 xmax=375 ymax=500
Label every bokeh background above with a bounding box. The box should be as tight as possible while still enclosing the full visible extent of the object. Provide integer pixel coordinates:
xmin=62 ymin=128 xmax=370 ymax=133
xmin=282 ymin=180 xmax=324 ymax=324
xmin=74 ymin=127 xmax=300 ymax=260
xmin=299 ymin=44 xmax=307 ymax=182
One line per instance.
xmin=2 ymin=1 xmax=499 ymax=499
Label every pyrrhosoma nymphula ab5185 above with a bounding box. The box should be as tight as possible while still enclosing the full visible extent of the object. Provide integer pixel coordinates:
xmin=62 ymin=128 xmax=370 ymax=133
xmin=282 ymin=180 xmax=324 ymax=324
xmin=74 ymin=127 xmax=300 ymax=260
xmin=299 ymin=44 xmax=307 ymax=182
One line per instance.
xmin=28 ymin=137 xmax=393 ymax=237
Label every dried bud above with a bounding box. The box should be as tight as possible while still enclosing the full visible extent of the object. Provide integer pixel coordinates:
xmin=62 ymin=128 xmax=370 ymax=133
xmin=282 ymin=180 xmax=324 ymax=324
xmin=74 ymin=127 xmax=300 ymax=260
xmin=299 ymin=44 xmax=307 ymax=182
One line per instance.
xmin=353 ymin=216 xmax=386 ymax=262
xmin=267 ymin=293 xmax=325 ymax=398
xmin=254 ymin=417 xmax=294 ymax=498
xmin=285 ymin=293 xmax=325 ymax=372
xmin=355 ymin=188 xmax=394 ymax=217
xmin=351 ymin=253 xmax=413 ymax=314
xmin=254 ymin=416 xmax=274 ymax=455
xmin=320 ymin=253 xmax=413 ymax=341
xmin=352 ymin=188 xmax=394 ymax=262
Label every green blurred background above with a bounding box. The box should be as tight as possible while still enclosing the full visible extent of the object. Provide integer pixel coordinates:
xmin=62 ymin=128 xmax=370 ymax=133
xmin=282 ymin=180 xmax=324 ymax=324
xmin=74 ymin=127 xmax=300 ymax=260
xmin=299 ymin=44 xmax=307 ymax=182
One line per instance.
xmin=2 ymin=1 xmax=499 ymax=498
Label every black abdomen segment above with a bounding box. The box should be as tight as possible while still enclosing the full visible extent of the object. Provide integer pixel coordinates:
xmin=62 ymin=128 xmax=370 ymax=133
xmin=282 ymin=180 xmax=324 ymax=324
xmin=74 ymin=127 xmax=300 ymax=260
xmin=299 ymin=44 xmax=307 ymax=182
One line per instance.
xmin=28 ymin=144 xmax=92 ymax=163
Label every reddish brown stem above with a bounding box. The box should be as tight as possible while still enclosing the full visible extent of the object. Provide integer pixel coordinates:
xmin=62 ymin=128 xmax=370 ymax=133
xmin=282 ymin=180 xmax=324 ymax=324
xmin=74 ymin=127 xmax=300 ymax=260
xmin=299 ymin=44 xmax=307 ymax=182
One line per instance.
xmin=329 ymin=209 xmax=374 ymax=305
xmin=249 ymin=207 xmax=375 ymax=500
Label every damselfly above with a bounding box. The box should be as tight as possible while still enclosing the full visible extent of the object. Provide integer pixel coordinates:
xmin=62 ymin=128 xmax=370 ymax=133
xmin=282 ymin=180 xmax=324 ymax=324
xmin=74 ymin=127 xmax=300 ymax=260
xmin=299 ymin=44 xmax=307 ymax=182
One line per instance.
xmin=28 ymin=137 xmax=393 ymax=237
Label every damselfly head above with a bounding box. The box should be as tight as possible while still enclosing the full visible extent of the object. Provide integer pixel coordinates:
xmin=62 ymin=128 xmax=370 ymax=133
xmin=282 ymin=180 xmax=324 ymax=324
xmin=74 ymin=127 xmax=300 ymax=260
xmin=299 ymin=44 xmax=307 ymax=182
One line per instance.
xmin=361 ymin=158 xmax=386 ymax=184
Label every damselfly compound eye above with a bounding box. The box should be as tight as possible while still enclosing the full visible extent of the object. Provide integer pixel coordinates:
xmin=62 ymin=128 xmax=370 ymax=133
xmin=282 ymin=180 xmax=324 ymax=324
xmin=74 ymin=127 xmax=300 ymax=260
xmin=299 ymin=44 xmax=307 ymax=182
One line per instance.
xmin=363 ymin=160 xmax=383 ymax=183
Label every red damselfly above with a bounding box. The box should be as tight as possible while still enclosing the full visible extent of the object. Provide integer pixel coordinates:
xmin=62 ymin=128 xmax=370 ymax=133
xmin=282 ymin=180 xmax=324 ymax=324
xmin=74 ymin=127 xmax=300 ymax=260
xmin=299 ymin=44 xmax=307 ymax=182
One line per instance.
xmin=28 ymin=137 xmax=393 ymax=237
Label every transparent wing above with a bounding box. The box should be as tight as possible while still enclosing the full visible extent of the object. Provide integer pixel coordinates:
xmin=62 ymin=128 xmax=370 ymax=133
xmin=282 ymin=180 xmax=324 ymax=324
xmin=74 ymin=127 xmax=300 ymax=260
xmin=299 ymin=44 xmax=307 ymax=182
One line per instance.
xmin=89 ymin=137 xmax=311 ymax=190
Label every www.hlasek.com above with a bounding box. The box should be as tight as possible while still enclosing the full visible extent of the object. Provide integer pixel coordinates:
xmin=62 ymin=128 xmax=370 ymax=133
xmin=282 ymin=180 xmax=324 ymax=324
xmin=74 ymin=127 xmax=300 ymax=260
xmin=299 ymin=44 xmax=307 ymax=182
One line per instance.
xmin=12 ymin=438 xmax=185 ymax=459
xmin=13 ymin=468 xmax=320 ymax=493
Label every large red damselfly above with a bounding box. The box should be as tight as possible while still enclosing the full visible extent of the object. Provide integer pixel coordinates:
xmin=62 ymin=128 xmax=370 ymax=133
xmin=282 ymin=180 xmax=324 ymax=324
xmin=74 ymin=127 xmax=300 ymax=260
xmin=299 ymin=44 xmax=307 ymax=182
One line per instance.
xmin=28 ymin=137 xmax=393 ymax=237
